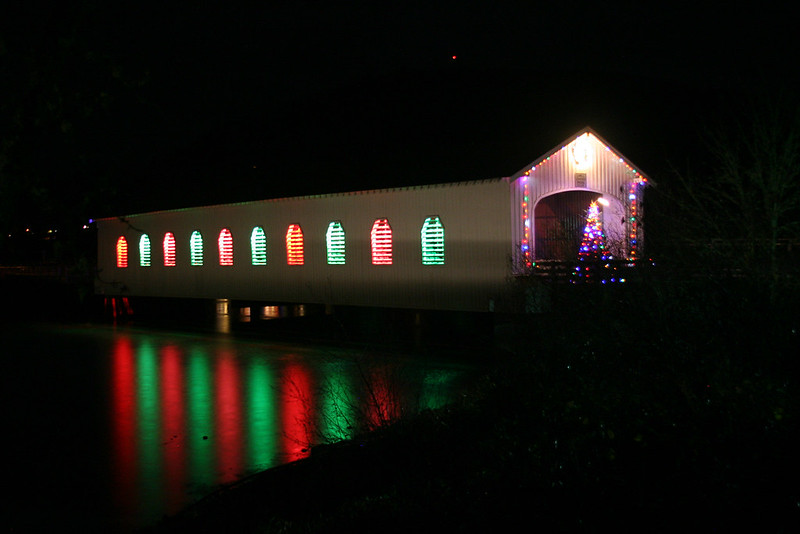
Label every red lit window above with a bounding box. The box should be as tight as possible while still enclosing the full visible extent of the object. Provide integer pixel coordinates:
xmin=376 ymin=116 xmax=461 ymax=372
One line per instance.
xmin=286 ymin=224 xmax=304 ymax=265
xmin=163 ymin=232 xmax=176 ymax=266
xmin=116 ymin=236 xmax=128 ymax=268
xmin=218 ymin=228 xmax=233 ymax=266
xmin=371 ymin=218 xmax=393 ymax=265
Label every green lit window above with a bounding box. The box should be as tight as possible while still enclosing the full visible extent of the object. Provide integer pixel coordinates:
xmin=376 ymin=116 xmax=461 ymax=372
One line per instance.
xmin=326 ymin=221 xmax=345 ymax=265
xmin=218 ymin=228 xmax=233 ymax=266
xmin=251 ymin=226 xmax=267 ymax=265
xmin=139 ymin=234 xmax=151 ymax=267
xmin=116 ymin=236 xmax=128 ymax=268
xmin=421 ymin=216 xmax=445 ymax=265
xmin=190 ymin=230 xmax=204 ymax=266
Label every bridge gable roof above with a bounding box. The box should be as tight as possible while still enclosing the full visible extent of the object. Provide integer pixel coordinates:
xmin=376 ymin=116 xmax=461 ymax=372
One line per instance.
xmin=508 ymin=126 xmax=651 ymax=184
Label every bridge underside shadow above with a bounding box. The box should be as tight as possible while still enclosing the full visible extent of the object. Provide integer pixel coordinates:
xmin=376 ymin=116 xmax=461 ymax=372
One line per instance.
xmin=106 ymin=296 xmax=499 ymax=353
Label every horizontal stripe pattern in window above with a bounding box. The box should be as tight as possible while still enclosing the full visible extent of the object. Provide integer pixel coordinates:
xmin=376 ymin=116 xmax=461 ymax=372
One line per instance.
xmin=251 ymin=226 xmax=267 ymax=265
xmin=326 ymin=221 xmax=346 ymax=265
xmin=163 ymin=232 xmax=176 ymax=266
xmin=371 ymin=218 xmax=392 ymax=265
xmin=421 ymin=216 xmax=445 ymax=265
xmin=116 ymin=236 xmax=128 ymax=268
xmin=218 ymin=228 xmax=233 ymax=266
xmin=190 ymin=231 xmax=204 ymax=266
xmin=286 ymin=224 xmax=304 ymax=265
xmin=139 ymin=234 xmax=151 ymax=267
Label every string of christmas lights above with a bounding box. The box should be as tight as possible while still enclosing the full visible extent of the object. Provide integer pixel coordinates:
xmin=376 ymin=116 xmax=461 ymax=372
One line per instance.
xmin=521 ymin=176 xmax=531 ymax=268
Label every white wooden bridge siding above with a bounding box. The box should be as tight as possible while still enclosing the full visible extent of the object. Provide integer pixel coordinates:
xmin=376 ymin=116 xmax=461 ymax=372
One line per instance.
xmin=96 ymin=180 xmax=513 ymax=312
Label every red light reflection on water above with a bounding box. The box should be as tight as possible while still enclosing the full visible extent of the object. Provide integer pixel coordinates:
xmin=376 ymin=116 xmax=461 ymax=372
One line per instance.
xmin=215 ymin=350 xmax=243 ymax=483
xmin=105 ymin=332 xmax=460 ymax=530
xmin=109 ymin=335 xmax=138 ymax=524
xmin=281 ymin=361 xmax=314 ymax=461
xmin=160 ymin=345 xmax=186 ymax=513
xmin=364 ymin=366 xmax=403 ymax=430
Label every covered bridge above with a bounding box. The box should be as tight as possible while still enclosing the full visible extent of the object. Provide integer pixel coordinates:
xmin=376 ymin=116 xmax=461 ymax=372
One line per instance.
xmin=96 ymin=127 xmax=649 ymax=313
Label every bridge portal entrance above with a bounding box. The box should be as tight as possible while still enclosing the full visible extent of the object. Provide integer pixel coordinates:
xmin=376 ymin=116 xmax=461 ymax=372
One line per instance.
xmin=534 ymin=191 xmax=600 ymax=261
xmin=534 ymin=190 xmax=628 ymax=261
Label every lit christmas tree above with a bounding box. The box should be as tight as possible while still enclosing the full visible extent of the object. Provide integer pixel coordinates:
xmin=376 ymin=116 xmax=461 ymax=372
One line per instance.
xmin=575 ymin=200 xmax=610 ymax=281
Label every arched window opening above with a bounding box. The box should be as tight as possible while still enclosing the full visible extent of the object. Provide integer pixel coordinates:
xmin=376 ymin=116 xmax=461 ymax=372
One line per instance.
xmin=370 ymin=218 xmax=393 ymax=265
xmin=251 ymin=226 xmax=267 ymax=265
xmin=326 ymin=221 xmax=346 ymax=265
xmin=163 ymin=232 xmax=176 ymax=266
xmin=218 ymin=228 xmax=233 ymax=266
xmin=534 ymin=191 xmax=599 ymax=261
xmin=139 ymin=234 xmax=151 ymax=267
xmin=116 ymin=236 xmax=128 ymax=268
xmin=286 ymin=224 xmax=304 ymax=265
xmin=421 ymin=216 xmax=445 ymax=265
xmin=190 ymin=230 xmax=204 ymax=266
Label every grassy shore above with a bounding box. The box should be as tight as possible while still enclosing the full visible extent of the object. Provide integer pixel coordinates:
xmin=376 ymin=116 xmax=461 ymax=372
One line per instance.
xmin=4 ymin=269 xmax=795 ymax=532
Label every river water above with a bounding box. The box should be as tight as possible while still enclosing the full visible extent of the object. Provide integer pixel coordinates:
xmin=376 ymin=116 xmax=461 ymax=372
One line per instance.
xmin=5 ymin=321 xmax=477 ymax=531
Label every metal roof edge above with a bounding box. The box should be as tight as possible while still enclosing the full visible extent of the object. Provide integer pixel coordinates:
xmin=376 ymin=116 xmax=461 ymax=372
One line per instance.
xmin=93 ymin=177 xmax=510 ymax=221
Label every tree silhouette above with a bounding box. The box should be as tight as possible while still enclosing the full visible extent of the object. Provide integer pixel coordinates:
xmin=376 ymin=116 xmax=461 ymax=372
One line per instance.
xmin=658 ymin=95 xmax=800 ymax=301
xmin=1 ymin=5 xmax=148 ymax=263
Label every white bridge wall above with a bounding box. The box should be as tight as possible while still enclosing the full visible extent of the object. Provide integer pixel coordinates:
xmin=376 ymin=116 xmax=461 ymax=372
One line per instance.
xmin=96 ymin=180 xmax=514 ymax=312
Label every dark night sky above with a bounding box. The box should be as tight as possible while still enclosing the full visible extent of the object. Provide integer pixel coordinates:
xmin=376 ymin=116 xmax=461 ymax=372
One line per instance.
xmin=2 ymin=2 xmax=798 ymax=225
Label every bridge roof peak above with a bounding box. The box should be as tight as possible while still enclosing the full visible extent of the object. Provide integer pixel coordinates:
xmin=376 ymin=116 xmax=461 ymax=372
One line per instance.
xmin=508 ymin=127 xmax=651 ymax=184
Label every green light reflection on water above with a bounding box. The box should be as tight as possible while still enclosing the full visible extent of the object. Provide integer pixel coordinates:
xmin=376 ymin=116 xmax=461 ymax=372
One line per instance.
xmin=246 ymin=358 xmax=276 ymax=469
xmin=135 ymin=339 xmax=163 ymax=520
xmin=186 ymin=346 xmax=215 ymax=492
xmin=419 ymin=369 xmax=460 ymax=411
xmin=317 ymin=360 xmax=356 ymax=443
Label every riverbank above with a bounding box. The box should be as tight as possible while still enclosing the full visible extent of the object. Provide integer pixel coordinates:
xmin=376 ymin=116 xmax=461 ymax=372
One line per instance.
xmin=146 ymin=332 xmax=799 ymax=532
xmin=5 ymin=272 xmax=798 ymax=532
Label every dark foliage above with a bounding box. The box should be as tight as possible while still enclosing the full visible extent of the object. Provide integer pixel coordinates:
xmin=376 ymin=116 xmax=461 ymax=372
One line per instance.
xmin=147 ymin=267 xmax=798 ymax=533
